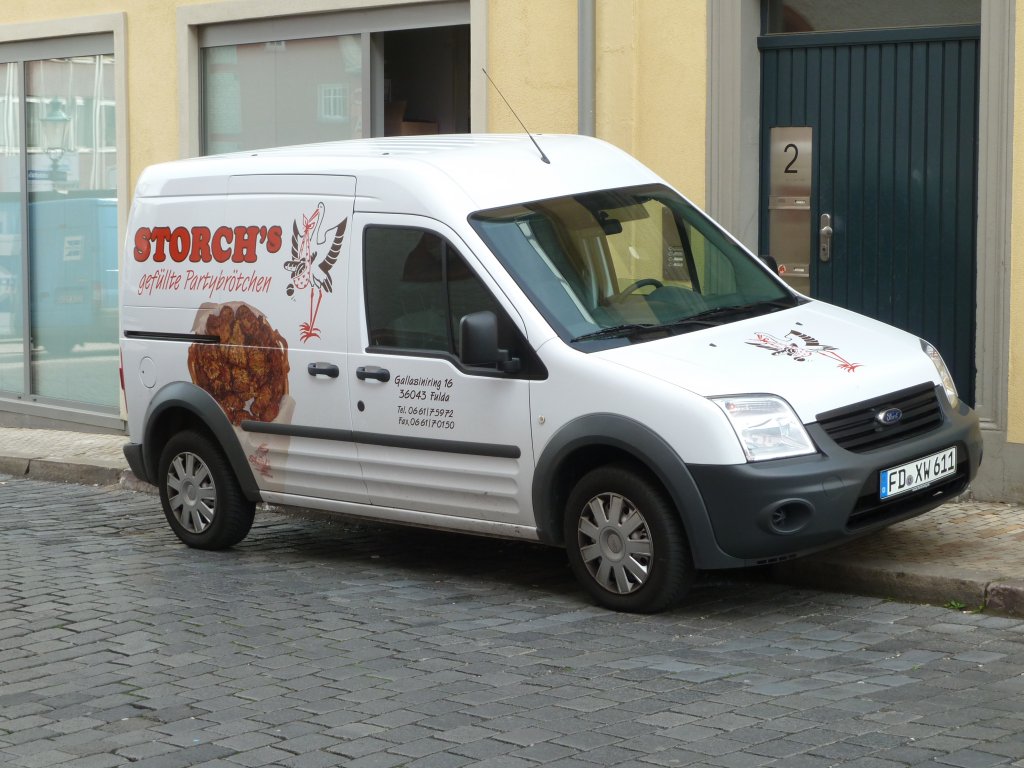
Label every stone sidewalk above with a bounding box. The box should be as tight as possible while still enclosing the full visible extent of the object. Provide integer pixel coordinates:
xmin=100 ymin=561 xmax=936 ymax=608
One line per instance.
xmin=1 ymin=425 xmax=1022 ymax=617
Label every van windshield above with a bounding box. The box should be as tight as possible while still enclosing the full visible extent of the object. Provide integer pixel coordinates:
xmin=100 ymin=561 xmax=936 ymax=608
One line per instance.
xmin=470 ymin=184 xmax=801 ymax=347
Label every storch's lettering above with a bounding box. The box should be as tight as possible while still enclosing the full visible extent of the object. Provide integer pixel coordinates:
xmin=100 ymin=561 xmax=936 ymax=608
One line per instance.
xmin=132 ymin=224 xmax=283 ymax=264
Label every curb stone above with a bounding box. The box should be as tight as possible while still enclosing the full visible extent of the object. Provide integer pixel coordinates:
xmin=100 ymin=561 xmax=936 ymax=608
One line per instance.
xmin=772 ymin=559 xmax=1024 ymax=619
xmin=770 ymin=558 xmax=991 ymax=612
xmin=0 ymin=456 xmax=30 ymax=477
xmin=119 ymin=469 xmax=157 ymax=494
xmin=1 ymin=456 xmax=123 ymax=488
xmin=985 ymin=579 xmax=1024 ymax=617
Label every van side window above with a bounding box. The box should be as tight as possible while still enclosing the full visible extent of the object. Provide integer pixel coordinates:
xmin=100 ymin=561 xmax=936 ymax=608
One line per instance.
xmin=363 ymin=226 xmax=504 ymax=354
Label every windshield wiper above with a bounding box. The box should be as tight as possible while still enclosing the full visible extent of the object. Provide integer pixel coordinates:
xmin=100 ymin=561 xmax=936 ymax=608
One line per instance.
xmin=571 ymin=299 xmax=798 ymax=343
xmin=661 ymin=299 xmax=797 ymax=330
xmin=571 ymin=323 xmax=657 ymax=343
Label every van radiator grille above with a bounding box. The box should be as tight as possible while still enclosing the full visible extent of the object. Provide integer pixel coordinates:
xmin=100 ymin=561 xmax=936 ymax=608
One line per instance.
xmin=817 ymin=384 xmax=942 ymax=453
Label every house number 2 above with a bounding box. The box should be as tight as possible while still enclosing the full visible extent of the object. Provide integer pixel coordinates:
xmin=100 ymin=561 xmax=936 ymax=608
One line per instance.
xmin=784 ymin=143 xmax=799 ymax=173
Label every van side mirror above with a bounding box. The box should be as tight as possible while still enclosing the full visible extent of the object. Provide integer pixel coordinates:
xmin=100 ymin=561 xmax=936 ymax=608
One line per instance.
xmin=459 ymin=311 xmax=521 ymax=373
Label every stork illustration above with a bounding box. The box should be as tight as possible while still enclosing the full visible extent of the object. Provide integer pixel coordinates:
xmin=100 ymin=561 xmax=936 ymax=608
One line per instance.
xmin=284 ymin=202 xmax=347 ymax=342
xmin=747 ymin=330 xmax=862 ymax=372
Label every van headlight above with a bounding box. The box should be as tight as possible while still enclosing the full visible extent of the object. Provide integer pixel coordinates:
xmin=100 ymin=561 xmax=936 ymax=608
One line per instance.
xmin=921 ymin=339 xmax=959 ymax=409
xmin=711 ymin=395 xmax=817 ymax=462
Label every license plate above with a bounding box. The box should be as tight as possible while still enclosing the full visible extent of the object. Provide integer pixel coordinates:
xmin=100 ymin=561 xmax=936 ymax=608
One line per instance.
xmin=879 ymin=446 xmax=957 ymax=500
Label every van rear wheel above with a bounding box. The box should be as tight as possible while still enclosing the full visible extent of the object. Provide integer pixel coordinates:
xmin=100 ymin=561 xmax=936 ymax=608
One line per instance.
xmin=157 ymin=430 xmax=255 ymax=550
xmin=564 ymin=464 xmax=694 ymax=613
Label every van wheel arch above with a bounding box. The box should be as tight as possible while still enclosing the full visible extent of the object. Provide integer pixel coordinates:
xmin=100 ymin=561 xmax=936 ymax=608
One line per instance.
xmin=544 ymin=444 xmax=642 ymax=544
xmin=532 ymin=414 xmax=716 ymax=566
xmin=140 ymin=382 xmax=260 ymax=501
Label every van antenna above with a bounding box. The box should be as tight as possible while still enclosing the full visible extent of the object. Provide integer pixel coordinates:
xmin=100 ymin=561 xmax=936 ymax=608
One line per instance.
xmin=482 ymin=68 xmax=551 ymax=164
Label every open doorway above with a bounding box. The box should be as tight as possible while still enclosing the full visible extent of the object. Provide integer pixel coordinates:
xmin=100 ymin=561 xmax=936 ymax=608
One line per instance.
xmin=378 ymin=25 xmax=470 ymax=136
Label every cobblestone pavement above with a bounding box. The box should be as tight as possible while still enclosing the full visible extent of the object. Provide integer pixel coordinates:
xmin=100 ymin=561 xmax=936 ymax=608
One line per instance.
xmin=3 ymin=424 xmax=1023 ymax=617
xmin=3 ymin=475 xmax=1024 ymax=768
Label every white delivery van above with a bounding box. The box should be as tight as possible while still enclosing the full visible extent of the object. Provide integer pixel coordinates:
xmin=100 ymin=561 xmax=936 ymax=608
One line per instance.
xmin=121 ymin=134 xmax=982 ymax=612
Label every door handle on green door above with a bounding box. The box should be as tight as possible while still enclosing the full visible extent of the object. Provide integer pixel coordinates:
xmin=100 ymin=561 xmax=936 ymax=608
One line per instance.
xmin=356 ymin=366 xmax=391 ymax=383
xmin=819 ymin=213 xmax=833 ymax=262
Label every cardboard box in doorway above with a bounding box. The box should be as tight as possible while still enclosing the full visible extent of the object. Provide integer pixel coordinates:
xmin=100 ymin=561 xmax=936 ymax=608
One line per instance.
xmin=386 ymin=100 xmax=438 ymax=136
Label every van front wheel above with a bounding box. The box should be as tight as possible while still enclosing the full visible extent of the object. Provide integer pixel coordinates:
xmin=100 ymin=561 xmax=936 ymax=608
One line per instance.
xmin=564 ymin=464 xmax=694 ymax=613
xmin=157 ymin=430 xmax=255 ymax=550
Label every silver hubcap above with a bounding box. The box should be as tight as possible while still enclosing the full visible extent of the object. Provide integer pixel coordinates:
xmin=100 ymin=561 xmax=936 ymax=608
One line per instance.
xmin=166 ymin=451 xmax=216 ymax=534
xmin=577 ymin=492 xmax=653 ymax=594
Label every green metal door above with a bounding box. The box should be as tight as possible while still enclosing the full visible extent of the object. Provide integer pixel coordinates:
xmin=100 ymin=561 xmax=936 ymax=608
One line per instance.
xmin=759 ymin=26 xmax=980 ymax=404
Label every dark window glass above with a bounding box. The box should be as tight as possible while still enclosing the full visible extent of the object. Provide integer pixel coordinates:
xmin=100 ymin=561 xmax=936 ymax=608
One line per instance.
xmin=363 ymin=226 xmax=504 ymax=355
xmin=765 ymin=0 xmax=979 ymax=34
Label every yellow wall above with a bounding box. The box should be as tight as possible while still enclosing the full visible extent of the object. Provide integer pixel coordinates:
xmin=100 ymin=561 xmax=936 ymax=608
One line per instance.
xmin=605 ymin=0 xmax=707 ymax=206
xmin=485 ymin=0 xmax=579 ymax=134
xmin=1010 ymin=10 xmax=1024 ymax=444
xmin=487 ymin=0 xmax=706 ymax=205
xmin=4 ymin=0 xmax=207 ymax=191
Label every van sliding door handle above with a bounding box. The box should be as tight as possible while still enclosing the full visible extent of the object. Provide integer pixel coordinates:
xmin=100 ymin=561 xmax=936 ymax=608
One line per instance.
xmin=307 ymin=362 xmax=340 ymax=378
xmin=356 ymin=366 xmax=391 ymax=383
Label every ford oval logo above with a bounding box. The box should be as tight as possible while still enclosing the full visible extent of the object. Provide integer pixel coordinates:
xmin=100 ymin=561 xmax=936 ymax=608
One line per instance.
xmin=877 ymin=407 xmax=903 ymax=426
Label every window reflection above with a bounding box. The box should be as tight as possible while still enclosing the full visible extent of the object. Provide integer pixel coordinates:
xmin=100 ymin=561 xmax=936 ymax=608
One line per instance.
xmin=203 ymin=36 xmax=363 ymax=154
xmin=26 ymin=55 xmax=119 ymax=408
xmin=0 ymin=62 xmax=24 ymax=396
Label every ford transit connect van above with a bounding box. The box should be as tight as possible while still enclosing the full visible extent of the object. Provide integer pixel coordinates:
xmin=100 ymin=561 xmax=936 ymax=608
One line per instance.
xmin=120 ymin=135 xmax=982 ymax=612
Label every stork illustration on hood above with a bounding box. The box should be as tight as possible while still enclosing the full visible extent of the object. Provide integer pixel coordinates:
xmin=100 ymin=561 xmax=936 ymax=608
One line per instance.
xmin=284 ymin=202 xmax=347 ymax=342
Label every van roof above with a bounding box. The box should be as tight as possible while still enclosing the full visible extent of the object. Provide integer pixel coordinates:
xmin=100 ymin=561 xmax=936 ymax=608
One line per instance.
xmin=133 ymin=134 xmax=663 ymax=216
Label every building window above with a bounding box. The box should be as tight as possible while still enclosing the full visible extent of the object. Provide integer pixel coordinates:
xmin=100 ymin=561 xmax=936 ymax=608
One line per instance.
xmin=197 ymin=2 xmax=470 ymax=155
xmin=0 ymin=37 xmax=120 ymax=417
xmin=765 ymin=0 xmax=981 ymax=34
xmin=203 ymin=35 xmax=363 ymax=154
xmin=318 ymin=83 xmax=350 ymax=122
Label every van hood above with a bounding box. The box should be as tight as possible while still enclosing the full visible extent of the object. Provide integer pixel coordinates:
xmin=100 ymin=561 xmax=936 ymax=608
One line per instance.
xmin=595 ymin=301 xmax=943 ymax=423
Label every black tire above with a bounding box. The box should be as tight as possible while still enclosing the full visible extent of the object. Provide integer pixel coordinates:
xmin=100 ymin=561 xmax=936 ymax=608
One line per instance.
xmin=564 ymin=463 xmax=694 ymax=613
xmin=157 ymin=430 xmax=255 ymax=550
